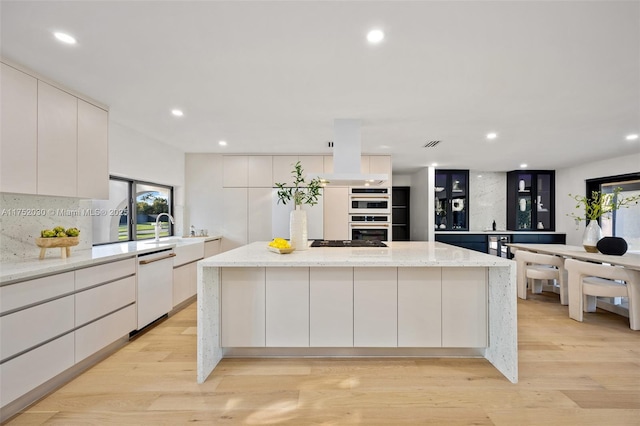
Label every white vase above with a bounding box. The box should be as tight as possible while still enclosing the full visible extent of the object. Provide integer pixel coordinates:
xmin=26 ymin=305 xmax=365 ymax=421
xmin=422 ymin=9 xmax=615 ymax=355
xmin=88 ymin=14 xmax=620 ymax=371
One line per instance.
xmin=518 ymin=179 xmax=525 ymax=191
xmin=290 ymin=205 xmax=308 ymax=250
xmin=583 ymin=220 xmax=603 ymax=253
xmin=519 ymin=198 xmax=527 ymax=212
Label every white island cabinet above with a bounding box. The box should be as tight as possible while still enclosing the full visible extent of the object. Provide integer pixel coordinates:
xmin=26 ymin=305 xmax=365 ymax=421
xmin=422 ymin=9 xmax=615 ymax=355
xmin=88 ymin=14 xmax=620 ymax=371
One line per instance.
xmin=198 ymin=241 xmax=518 ymax=384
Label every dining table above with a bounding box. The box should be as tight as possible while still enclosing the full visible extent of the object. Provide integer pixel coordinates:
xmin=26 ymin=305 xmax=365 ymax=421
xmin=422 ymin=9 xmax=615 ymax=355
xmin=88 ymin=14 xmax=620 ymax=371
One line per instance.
xmin=507 ymin=243 xmax=640 ymax=326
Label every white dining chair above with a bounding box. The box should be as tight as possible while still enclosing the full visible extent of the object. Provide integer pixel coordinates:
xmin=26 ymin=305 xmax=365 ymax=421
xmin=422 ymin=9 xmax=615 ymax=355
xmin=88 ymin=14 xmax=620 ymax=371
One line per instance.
xmin=514 ymin=250 xmax=568 ymax=305
xmin=565 ymin=258 xmax=640 ymax=330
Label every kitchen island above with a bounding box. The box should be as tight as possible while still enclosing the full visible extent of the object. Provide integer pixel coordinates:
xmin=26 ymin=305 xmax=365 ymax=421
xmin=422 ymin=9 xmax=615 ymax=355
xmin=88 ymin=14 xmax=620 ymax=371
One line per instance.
xmin=197 ymin=241 xmax=517 ymax=383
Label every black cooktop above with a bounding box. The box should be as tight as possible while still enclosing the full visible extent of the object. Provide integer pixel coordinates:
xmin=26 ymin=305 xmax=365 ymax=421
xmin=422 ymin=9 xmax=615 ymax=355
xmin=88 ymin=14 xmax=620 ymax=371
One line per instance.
xmin=310 ymin=240 xmax=388 ymax=248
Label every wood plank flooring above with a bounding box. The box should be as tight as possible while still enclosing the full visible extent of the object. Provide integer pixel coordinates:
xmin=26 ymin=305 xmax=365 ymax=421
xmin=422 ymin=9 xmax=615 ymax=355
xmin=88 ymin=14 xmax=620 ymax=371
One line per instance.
xmin=5 ymin=292 xmax=640 ymax=425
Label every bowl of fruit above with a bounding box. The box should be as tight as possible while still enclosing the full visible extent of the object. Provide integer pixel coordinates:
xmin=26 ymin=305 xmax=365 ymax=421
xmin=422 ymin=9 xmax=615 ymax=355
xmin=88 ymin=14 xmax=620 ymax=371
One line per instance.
xmin=36 ymin=226 xmax=80 ymax=259
xmin=267 ymin=238 xmax=294 ymax=254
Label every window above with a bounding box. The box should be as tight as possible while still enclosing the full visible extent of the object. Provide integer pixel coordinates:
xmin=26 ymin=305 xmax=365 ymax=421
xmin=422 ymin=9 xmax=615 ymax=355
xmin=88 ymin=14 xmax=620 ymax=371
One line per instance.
xmin=92 ymin=177 xmax=174 ymax=245
xmin=586 ymin=173 xmax=640 ymax=251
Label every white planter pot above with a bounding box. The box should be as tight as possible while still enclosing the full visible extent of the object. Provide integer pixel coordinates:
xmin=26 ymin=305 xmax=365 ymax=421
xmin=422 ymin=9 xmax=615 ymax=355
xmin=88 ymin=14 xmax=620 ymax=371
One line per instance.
xmin=290 ymin=205 xmax=308 ymax=250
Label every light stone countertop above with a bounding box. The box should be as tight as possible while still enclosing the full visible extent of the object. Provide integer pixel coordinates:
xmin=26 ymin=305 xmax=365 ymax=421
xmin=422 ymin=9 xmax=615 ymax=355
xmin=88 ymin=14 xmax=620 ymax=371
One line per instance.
xmin=435 ymin=230 xmax=566 ymax=234
xmin=1 ymin=235 xmax=222 ymax=285
xmin=199 ymin=241 xmax=514 ymax=268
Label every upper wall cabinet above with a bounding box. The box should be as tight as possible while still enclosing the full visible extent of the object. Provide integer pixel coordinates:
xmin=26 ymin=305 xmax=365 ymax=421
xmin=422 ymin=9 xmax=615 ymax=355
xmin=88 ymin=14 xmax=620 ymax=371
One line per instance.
xmin=0 ymin=61 xmax=109 ymax=199
xmin=507 ymin=170 xmax=555 ymax=231
xmin=37 ymin=81 xmax=78 ymax=197
xmin=223 ymin=155 xmax=273 ymax=188
xmin=272 ymin=155 xmax=323 ymax=187
xmin=0 ymin=63 xmax=37 ymax=194
xmin=435 ymin=170 xmax=469 ymax=231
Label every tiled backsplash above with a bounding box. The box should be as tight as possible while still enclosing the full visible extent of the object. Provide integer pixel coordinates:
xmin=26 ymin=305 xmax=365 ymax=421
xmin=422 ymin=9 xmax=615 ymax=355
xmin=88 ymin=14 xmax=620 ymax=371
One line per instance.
xmin=0 ymin=193 xmax=93 ymax=261
xmin=469 ymin=171 xmax=507 ymax=231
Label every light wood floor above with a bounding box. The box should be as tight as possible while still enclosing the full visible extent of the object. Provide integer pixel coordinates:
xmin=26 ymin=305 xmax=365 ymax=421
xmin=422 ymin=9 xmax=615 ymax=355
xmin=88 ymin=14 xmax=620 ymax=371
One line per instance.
xmin=5 ymin=292 xmax=640 ymax=425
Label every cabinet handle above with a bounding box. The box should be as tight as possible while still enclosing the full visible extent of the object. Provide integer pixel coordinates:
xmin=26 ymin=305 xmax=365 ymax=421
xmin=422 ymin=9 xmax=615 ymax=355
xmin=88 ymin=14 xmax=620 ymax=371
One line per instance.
xmin=139 ymin=253 xmax=176 ymax=265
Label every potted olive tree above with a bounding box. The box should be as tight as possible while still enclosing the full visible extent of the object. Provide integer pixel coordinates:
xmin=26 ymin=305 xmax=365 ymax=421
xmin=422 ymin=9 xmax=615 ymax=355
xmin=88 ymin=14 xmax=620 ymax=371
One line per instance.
xmin=275 ymin=161 xmax=324 ymax=250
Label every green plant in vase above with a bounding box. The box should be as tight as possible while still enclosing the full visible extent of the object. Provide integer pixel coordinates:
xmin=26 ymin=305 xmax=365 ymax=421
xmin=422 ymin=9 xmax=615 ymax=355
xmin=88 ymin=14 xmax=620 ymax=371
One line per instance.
xmin=568 ymin=187 xmax=640 ymax=252
xmin=274 ymin=161 xmax=325 ymax=250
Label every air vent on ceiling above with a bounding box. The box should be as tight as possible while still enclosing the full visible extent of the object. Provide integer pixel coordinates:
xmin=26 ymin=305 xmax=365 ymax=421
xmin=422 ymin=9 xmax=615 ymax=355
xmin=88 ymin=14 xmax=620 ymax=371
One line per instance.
xmin=424 ymin=140 xmax=441 ymax=148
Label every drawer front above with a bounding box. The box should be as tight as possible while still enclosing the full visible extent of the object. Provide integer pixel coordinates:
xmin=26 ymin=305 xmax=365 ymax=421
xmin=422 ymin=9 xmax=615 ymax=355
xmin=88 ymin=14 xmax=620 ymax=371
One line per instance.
xmin=75 ymin=276 xmax=136 ymax=327
xmin=0 ymin=295 xmax=74 ymax=361
xmin=75 ymin=304 xmax=136 ymax=362
xmin=173 ymin=242 xmax=204 ymax=267
xmin=0 ymin=333 xmax=74 ymax=407
xmin=75 ymin=257 xmax=136 ymax=290
xmin=1 ymin=271 xmax=74 ymax=314
xmin=204 ymin=239 xmax=221 ymax=258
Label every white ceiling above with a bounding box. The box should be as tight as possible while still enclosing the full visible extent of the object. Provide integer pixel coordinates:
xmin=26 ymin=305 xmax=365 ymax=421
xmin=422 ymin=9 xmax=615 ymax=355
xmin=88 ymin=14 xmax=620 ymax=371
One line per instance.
xmin=1 ymin=1 xmax=638 ymax=174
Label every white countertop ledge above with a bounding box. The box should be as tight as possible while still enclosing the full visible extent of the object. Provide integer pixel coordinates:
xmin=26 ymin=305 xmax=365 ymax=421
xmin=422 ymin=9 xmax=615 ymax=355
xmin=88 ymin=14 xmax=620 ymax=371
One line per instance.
xmin=1 ymin=235 xmax=221 ymax=284
xmin=199 ymin=241 xmax=514 ymax=268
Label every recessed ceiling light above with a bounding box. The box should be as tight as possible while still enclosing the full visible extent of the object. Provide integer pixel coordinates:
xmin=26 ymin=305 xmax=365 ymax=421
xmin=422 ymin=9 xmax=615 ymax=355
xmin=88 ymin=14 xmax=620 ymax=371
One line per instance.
xmin=520 ymin=163 xmax=528 ymax=169
xmin=486 ymin=132 xmax=497 ymax=140
xmin=53 ymin=32 xmax=76 ymax=45
xmin=626 ymin=134 xmax=639 ymax=141
xmin=367 ymin=29 xmax=384 ymax=44
xmin=431 ymin=163 xmax=438 ymax=167
xmin=171 ymin=109 xmax=184 ymax=117
xmin=218 ymin=140 xmax=227 ymax=146
xmin=477 ymin=175 xmax=483 ymax=178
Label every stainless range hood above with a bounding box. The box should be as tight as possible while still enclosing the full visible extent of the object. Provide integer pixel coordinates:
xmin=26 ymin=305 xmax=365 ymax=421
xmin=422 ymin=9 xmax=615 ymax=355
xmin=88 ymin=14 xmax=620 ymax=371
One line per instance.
xmin=308 ymin=119 xmax=388 ymax=186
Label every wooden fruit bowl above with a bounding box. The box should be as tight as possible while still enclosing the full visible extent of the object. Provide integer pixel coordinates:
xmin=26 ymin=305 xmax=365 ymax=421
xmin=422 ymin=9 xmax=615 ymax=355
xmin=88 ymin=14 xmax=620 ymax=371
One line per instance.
xmin=35 ymin=237 xmax=79 ymax=259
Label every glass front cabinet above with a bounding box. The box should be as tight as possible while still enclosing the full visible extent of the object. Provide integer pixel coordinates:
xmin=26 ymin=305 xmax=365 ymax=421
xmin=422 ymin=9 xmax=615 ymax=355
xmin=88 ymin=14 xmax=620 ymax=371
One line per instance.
xmin=507 ymin=170 xmax=555 ymax=231
xmin=435 ymin=170 xmax=469 ymax=231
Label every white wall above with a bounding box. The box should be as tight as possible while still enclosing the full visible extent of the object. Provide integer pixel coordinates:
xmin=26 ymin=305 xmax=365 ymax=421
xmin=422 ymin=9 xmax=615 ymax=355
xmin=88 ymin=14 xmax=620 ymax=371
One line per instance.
xmin=109 ymin=122 xmax=186 ymax=236
xmin=556 ymin=152 xmax=640 ymax=246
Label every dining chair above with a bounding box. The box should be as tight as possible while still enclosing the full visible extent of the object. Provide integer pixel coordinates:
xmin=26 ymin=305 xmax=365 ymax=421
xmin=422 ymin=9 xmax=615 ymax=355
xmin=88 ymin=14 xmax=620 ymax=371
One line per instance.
xmin=515 ymin=250 xmax=568 ymax=305
xmin=565 ymin=258 xmax=640 ymax=330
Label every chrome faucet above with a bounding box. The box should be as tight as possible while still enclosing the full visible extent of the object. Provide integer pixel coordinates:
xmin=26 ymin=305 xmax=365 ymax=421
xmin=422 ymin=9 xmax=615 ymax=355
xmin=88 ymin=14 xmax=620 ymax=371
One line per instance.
xmin=154 ymin=213 xmax=175 ymax=241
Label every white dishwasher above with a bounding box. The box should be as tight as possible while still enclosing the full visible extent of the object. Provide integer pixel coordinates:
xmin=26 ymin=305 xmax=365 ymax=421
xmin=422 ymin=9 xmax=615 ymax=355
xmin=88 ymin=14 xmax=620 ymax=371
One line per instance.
xmin=137 ymin=248 xmax=175 ymax=330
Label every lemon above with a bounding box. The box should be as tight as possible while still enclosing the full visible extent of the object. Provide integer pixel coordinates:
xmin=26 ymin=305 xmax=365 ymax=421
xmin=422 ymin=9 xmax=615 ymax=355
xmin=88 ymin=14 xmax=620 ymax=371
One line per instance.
xmin=269 ymin=238 xmax=291 ymax=249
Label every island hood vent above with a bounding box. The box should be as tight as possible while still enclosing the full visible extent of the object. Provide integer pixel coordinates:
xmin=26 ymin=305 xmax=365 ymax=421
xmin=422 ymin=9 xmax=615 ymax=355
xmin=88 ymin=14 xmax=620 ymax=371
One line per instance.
xmin=308 ymin=119 xmax=388 ymax=186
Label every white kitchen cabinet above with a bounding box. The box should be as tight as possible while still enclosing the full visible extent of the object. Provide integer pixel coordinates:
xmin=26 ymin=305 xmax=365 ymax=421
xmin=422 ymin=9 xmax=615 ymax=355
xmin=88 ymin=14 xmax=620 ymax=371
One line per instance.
xmin=0 ymin=63 xmax=37 ymax=194
xmin=442 ymin=268 xmax=488 ymax=347
xmin=0 ymin=295 xmax=74 ymax=361
xmin=398 ymin=268 xmax=442 ymax=347
xmin=272 ymin=155 xmax=299 ymax=186
xmin=248 ymin=156 xmax=273 ymax=188
xmin=75 ymin=258 xmax=136 ymax=291
xmin=221 ymin=267 xmax=265 ymax=347
xmin=0 ymin=333 xmax=74 ymax=408
xmin=172 ymin=242 xmax=204 ymax=267
xmin=75 ymin=276 xmax=136 ymax=327
xmin=77 ymin=99 xmax=109 ymax=199
xmin=248 ymin=188 xmax=273 ymax=243
xmin=298 ymin=155 xmax=325 ymax=178
xmin=204 ymin=239 xmax=221 ymax=258
xmin=37 ymin=81 xmax=78 ymax=197
xmin=75 ymin=304 xmax=135 ymax=362
xmin=222 ymin=188 xmax=248 ymax=251
xmin=266 ymin=267 xmax=309 ymax=347
xmin=222 ymin=155 xmax=248 ymax=187
xmin=353 ymin=267 xmax=397 ymax=347
xmin=323 ymin=187 xmax=349 ymax=240
xmin=309 ymin=267 xmax=353 ymax=347
xmin=173 ymin=261 xmax=197 ymax=307
xmin=0 ymin=271 xmax=74 ymax=313
xmin=323 ymin=155 xmax=334 ymax=174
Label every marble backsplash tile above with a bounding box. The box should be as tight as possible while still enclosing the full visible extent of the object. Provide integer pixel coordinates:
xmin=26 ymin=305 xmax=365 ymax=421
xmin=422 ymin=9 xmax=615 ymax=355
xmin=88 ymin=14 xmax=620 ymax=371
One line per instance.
xmin=0 ymin=193 xmax=93 ymax=261
xmin=469 ymin=171 xmax=507 ymax=231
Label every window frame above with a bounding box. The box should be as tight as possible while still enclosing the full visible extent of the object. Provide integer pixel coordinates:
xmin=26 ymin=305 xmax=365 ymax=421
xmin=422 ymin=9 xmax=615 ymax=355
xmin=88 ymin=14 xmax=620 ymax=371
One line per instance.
xmin=93 ymin=175 xmax=174 ymax=246
xmin=585 ymin=172 xmax=640 ymax=237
